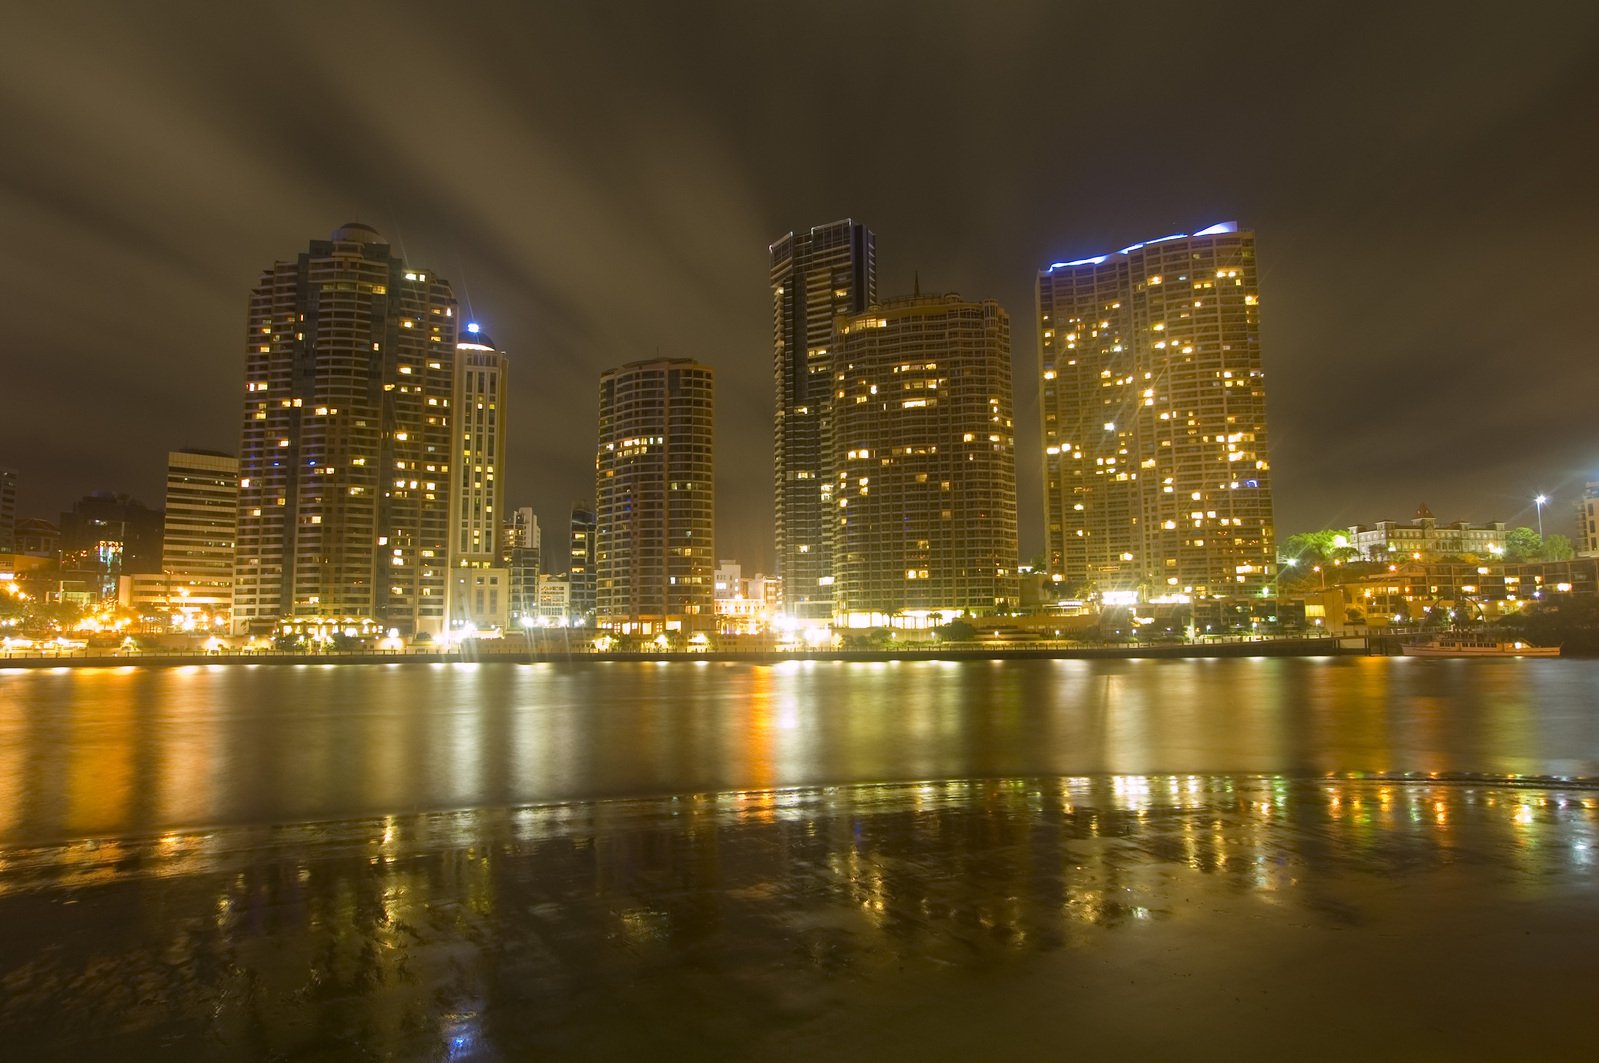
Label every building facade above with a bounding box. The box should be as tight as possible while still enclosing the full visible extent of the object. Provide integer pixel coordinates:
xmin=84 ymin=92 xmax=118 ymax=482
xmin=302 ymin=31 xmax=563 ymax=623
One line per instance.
xmin=1349 ymin=505 xmax=1507 ymax=561
xmin=13 ymin=518 xmax=58 ymax=558
xmin=59 ymin=491 xmax=164 ymax=603
xmin=0 ymin=467 xmax=15 ymax=554
xmin=1336 ymin=556 xmax=1599 ymax=628
xmin=830 ymin=293 xmax=1019 ymax=625
xmin=594 ymin=359 xmax=714 ymax=634
xmin=1038 ymin=222 xmax=1274 ymax=600
xmin=536 ymin=573 xmax=572 ymax=624
xmin=1579 ymin=483 xmax=1599 ymax=557
xmin=567 ymin=501 xmax=597 ymax=624
xmin=149 ymin=449 xmax=239 ymax=627
xmin=502 ymin=506 xmax=540 ymax=625
xmin=233 ymin=223 xmax=457 ymax=637
xmin=446 ymin=323 xmax=508 ymax=634
xmin=771 ymin=220 xmax=876 ymax=621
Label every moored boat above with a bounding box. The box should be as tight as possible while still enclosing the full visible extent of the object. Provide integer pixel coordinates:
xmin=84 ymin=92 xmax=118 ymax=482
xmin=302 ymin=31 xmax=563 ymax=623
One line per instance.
xmin=1400 ymin=633 xmax=1560 ymax=657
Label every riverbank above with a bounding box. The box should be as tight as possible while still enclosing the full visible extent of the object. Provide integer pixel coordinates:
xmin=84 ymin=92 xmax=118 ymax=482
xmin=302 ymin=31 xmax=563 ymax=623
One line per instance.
xmin=0 ymin=635 xmax=1370 ymax=668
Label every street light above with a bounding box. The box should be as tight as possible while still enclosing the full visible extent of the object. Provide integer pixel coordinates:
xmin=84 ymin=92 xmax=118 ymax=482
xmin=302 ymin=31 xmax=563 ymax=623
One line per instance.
xmin=1535 ymin=494 xmax=1548 ymax=539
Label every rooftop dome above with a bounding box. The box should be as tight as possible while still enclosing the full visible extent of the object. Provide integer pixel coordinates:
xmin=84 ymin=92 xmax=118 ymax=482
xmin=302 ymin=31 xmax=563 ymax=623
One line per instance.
xmin=330 ymin=222 xmax=385 ymax=244
xmin=459 ymin=322 xmax=496 ymax=348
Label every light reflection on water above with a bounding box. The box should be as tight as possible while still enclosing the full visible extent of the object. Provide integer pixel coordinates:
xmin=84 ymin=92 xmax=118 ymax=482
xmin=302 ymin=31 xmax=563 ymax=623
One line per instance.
xmin=2 ymin=656 xmax=1598 ymax=845
xmin=0 ymin=775 xmax=1596 ymax=1059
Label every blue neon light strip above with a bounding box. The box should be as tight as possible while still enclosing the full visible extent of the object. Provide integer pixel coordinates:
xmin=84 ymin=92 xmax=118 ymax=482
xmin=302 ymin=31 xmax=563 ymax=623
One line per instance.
xmin=1044 ymin=221 xmax=1239 ymax=273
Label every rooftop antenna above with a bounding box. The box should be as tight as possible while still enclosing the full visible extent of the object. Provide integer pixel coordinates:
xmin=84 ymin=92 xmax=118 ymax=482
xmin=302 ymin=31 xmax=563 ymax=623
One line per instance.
xmin=913 ymin=270 xmax=920 ymax=297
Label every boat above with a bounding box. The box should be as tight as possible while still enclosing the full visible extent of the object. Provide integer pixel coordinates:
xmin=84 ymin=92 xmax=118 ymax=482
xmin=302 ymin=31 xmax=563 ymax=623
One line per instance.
xmin=1400 ymin=633 xmax=1560 ymax=657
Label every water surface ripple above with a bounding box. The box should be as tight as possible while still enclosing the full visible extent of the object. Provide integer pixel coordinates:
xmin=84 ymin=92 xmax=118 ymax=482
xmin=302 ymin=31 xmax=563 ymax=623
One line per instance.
xmin=2 ymin=656 xmax=1596 ymax=846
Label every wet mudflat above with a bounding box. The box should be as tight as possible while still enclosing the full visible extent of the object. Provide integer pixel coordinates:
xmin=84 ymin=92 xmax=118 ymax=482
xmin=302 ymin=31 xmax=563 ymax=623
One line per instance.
xmin=2 ymin=774 xmax=1596 ymax=1060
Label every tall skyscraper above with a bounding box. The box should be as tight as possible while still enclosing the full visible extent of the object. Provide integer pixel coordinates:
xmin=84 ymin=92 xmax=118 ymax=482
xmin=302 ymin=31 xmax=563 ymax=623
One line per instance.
xmin=567 ymin=501 xmax=596 ymax=624
xmin=831 ymin=293 xmax=1019 ymax=625
xmin=160 ymin=449 xmax=239 ymax=626
xmin=0 ymin=467 xmax=15 ymax=554
xmin=1037 ymin=222 xmax=1274 ymax=600
xmin=771 ymin=220 xmax=875 ymax=621
xmin=446 ymin=323 xmax=508 ymax=633
xmin=233 ymin=223 xmax=457 ymax=636
xmin=594 ymin=359 xmax=714 ymax=634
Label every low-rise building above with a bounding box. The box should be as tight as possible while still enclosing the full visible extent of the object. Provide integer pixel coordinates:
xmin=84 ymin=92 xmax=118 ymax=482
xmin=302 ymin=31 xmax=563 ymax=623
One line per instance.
xmin=1349 ymin=504 xmax=1506 ymax=561
xmin=1332 ymin=557 xmax=1599 ymax=628
xmin=536 ymin=573 xmax=572 ymax=624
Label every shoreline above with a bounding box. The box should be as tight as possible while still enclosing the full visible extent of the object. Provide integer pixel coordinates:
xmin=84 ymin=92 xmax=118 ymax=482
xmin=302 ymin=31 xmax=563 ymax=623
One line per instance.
xmin=0 ymin=635 xmax=1378 ymax=669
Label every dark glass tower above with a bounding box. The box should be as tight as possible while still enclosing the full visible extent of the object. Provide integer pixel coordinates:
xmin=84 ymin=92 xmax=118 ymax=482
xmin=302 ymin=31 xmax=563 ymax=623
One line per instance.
xmin=770 ymin=220 xmax=875 ymax=622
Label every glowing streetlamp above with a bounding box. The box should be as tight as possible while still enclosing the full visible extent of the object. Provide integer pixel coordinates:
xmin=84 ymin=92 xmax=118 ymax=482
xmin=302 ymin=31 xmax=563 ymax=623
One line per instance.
xmin=1534 ymin=494 xmax=1548 ymax=539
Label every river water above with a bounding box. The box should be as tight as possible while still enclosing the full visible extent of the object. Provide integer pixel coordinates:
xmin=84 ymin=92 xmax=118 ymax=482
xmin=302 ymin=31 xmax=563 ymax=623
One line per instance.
xmin=2 ymin=657 xmax=1597 ymax=1058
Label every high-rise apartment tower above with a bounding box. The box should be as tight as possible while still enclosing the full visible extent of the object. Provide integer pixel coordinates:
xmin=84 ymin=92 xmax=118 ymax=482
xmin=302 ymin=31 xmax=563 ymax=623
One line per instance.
xmin=1037 ymin=222 xmax=1274 ymax=600
xmin=594 ymin=359 xmax=714 ymax=634
xmin=831 ymin=293 xmax=1018 ymax=624
xmin=446 ymin=323 xmax=508 ymax=633
xmin=233 ymin=223 xmax=457 ymax=636
xmin=771 ymin=220 xmax=875 ymax=621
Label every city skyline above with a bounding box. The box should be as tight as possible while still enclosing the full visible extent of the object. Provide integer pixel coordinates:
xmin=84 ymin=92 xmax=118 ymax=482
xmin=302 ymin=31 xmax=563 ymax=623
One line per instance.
xmin=3 ymin=4 xmax=1597 ymax=567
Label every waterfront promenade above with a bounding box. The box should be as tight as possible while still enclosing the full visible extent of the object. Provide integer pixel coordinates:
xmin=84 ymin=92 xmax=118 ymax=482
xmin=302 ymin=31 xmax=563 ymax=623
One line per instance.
xmin=0 ymin=634 xmax=1366 ymax=669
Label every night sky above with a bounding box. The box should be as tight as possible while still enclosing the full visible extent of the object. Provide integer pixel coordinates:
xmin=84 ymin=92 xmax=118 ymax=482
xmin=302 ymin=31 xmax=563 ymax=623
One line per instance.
xmin=3 ymin=2 xmax=1597 ymax=567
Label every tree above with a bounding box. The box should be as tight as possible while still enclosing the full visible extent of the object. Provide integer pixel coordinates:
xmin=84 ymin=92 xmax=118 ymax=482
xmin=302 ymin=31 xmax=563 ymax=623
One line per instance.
xmin=1502 ymin=595 xmax=1599 ymax=654
xmin=936 ymin=619 xmax=978 ymax=642
xmin=1279 ymin=529 xmax=1359 ymax=567
xmin=1544 ymin=534 xmax=1576 ymax=561
xmin=1503 ymin=526 xmax=1543 ymax=563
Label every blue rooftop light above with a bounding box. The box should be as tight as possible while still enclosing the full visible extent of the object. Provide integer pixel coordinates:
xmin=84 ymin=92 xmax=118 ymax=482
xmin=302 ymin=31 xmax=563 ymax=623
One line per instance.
xmin=466 ymin=322 xmax=481 ymax=334
xmin=1047 ymin=255 xmax=1110 ymax=271
xmin=1044 ymin=221 xmax=1241 ymax=273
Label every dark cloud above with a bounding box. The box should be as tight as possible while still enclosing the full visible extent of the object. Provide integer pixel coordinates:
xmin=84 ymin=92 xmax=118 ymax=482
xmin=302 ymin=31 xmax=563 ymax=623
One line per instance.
xmin=2 ymin=1 xmax=1597 ymax=565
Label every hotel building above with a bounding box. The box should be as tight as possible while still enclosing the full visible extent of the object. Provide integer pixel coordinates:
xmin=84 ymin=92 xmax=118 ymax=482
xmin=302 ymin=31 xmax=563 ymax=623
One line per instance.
xmin=830 ymin=293 xmax=1018 ymax=625
xmin=594 ymin=359 xmax=714 ymax=634
xmin=771 ymin=220 xmax=875 ymax=621
xmin=1038 ymin=222 xmax=1274 ymax=600
xmin=233 ymin=223 xmax=457 ymax=637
